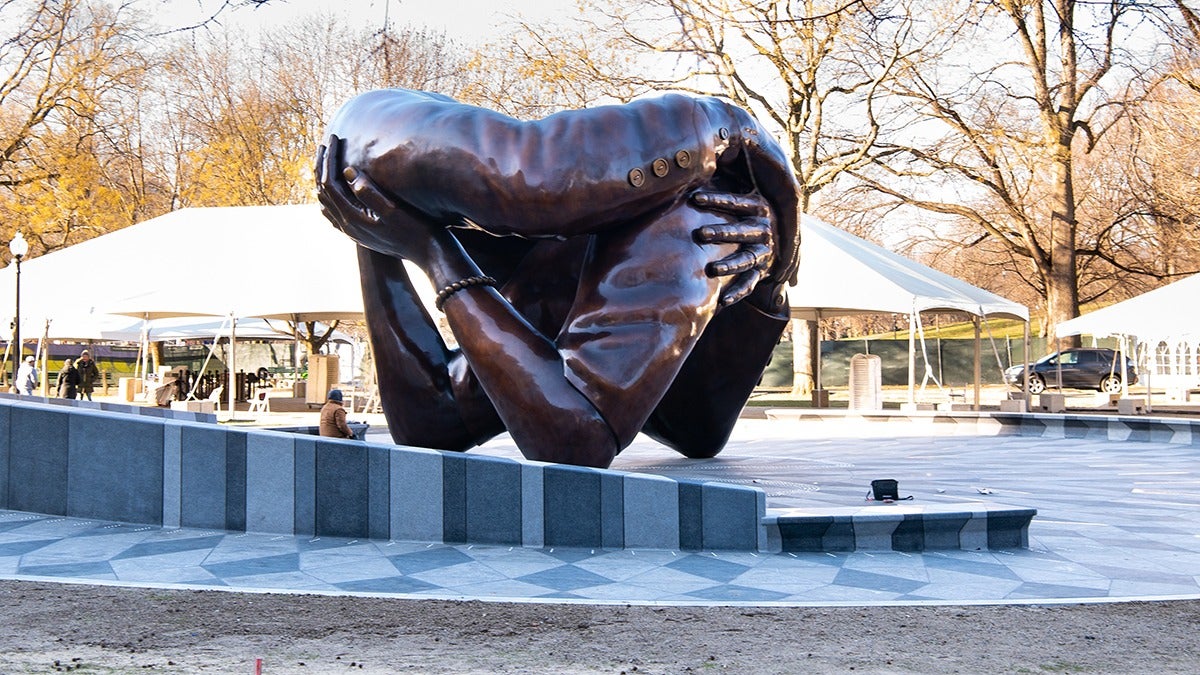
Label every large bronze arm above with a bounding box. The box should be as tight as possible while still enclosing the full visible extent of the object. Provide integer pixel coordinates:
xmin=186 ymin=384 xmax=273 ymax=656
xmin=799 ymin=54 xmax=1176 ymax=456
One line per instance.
xmin=325 ymin=88 xmax=796 ymax=265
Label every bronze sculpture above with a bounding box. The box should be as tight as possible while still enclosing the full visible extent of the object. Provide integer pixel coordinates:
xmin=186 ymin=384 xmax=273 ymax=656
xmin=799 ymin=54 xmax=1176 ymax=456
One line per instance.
xmin=316 ymin=89 xmax=800 ymax=468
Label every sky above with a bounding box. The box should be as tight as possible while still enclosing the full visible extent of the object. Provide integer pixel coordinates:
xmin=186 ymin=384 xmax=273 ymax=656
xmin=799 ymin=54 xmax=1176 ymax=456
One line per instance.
xmin=167 ymin=0 xmax=575 ymax=42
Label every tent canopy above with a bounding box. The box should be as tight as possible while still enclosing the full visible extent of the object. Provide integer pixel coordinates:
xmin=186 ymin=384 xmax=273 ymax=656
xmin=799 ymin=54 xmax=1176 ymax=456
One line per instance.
xmin=94 ymin=316 xmax=348 ymax=343
xmin=1056 ymin=273 xmax=1200 ymax=342
xmin=787 ymin=216 xmax=1028 ymax=322
xmin=1 ymin=204 xmax=369 ymax=338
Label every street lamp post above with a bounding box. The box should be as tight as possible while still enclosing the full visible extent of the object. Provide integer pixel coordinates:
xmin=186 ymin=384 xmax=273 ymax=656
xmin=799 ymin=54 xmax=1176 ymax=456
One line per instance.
xmin=9 ymin=231 xmax=28 ymax=388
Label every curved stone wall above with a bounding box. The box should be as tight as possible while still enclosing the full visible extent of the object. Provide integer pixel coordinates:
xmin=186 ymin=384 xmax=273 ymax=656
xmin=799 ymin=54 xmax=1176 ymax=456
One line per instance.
xmin=0 ymin=397 xmax=767 ymax=552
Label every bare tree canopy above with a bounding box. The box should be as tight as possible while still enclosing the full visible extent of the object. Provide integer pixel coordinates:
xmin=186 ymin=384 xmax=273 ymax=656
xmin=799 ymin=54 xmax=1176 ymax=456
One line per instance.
xmin=844 ymin=0 xmax=1197 ymax=341
xmin=3 ymin=0 xmax=1200 ymax=359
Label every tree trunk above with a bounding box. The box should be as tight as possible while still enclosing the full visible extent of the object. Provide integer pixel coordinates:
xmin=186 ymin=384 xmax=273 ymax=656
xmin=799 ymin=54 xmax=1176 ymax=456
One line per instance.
xmin=1045 ymin=149 xmax=1081 ymax=350
xmin=790 ymin=318 xmax=816 ymax=396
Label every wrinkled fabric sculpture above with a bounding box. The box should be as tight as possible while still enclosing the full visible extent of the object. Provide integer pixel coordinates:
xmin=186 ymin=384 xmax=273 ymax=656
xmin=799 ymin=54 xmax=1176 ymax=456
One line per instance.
xmin=316 ymin=89 xmax=801 ymax=468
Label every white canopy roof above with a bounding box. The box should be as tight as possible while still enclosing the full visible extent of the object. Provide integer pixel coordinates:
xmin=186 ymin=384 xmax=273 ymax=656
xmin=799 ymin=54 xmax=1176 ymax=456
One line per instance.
xmin=8 ymin=206 xmax=1027 ymax=344
xmin=94 ymin=316 xmax=348 ymax=343
xmin=787 ymin=216 xmax=1028 ymax=322
xmin=1 ymin=204 xmax=372 ymax=339
xmin=1056 ymin=273 xmax=1200 ymax=342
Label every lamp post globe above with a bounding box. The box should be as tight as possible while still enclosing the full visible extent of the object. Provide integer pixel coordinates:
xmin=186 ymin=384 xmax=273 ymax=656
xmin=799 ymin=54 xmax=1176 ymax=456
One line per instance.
xmin=9 ymin=231 xmax=28 ymax=388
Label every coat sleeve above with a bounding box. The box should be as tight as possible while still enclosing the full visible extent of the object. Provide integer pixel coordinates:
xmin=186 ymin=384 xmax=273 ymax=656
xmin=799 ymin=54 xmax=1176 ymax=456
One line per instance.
xmin=326 ymin=90 xmax=740 ymax=238
xmin=335 ymin=407 xmax=354 ymax=439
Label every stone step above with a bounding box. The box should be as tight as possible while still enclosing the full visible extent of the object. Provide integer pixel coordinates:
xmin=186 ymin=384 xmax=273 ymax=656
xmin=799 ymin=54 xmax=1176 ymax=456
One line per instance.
xmin=763 ymin=502 xmax=1036 ymax=553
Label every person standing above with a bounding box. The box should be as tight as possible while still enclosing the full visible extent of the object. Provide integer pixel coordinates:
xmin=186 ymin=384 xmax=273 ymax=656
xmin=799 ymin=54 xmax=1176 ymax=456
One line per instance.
xmin=56 ymin=358 xmax=80 ymax=399
xmin=319 ymin=389 xmax=355 ymax=439
xmin=76 ymin=349 xmax=100 ymax=401
xmin=15 ymin=355 xmax=39 ymax=396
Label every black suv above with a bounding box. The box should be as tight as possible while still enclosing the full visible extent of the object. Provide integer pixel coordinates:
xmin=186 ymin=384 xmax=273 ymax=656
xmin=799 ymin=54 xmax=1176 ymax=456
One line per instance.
xmin=1004 ymin=348 xmax=1138 ymax=395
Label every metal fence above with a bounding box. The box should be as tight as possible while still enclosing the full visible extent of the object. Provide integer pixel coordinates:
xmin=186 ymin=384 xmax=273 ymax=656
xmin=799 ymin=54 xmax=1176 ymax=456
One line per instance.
xmin=759 ymin=336 xmax=1112 ymax=388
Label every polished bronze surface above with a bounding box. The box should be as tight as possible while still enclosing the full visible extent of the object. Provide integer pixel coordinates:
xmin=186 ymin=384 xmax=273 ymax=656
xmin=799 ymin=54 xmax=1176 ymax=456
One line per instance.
xmin=316 ymin=89 xmax=800 ymax=468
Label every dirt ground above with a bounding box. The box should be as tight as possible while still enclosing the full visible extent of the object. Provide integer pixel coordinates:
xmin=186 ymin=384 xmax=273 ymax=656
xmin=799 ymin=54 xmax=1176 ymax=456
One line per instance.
xmin=1 ymin=580 xmax=1199 ymax=673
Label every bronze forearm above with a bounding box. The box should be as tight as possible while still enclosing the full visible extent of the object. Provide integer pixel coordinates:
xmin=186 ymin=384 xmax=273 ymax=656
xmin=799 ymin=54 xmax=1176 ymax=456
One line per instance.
xmin=326 ymin=90 xmax=757 ymax=238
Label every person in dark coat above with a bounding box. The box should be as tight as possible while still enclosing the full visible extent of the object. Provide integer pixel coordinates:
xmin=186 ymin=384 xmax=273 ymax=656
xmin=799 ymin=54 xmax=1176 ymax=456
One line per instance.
xmin=75 ymin=349 xmax=100 ymax=400
xmin=56 ymin=358 xmax=81 ymax=399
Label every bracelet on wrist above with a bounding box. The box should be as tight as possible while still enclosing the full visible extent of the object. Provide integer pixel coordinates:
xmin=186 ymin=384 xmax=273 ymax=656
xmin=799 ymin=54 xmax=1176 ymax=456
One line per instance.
xmin=434 ymin=275 xmax=497 ymax=311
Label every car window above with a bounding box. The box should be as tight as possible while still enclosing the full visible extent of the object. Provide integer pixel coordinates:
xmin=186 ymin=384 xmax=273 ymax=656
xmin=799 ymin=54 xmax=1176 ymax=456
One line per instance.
xmin=1060 ymin=352 xmax=1079 ymax=365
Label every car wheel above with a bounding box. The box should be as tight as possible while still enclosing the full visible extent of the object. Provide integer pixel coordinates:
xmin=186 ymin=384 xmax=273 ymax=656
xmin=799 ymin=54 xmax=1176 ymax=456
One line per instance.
xmin=1099 ymin=374 xmax=1123 ymax=394
xmin=1027 ymin=375 xmax=1046 ymax=395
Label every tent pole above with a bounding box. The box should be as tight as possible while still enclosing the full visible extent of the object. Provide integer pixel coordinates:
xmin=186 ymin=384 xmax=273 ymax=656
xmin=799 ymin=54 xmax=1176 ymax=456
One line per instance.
xmin=227 ymin=315 xmax=237 ymax=421
xmin=293 ymin=313 xmax=301 ymax=399
xmin=1055 ymin=335 xmax=1063 ymax=392
xmin=140 ymin=313 xmax=151 ymax=382
xmin=814 ymin=309 xmax=823 ymax=392
xmin=907 ymin=311 xmax=916 ymax=406
xmin=1140 ymin=337 xmax=1152 ymax=412
xmin=973 ymin=316 xmax=982 ymax=411
xmin=1120 ymin=335 xmax=1128 ymax=399
xmin=1023 ymin=320 xmax=1031 ymax=405
xmin=38 ymin=319 xmax=50 ymax=396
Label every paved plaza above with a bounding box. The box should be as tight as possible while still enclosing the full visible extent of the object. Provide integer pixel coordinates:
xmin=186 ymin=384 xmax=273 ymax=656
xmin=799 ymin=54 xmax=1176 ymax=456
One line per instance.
xmin=4 ymin=416 xmax=1200 ymax=606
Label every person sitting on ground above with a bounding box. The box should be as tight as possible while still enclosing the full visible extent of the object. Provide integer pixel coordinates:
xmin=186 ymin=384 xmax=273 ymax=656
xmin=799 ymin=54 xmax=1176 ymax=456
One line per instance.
xmin=316 ymin=88 xmax=801 ymax=468
xmin=319 ymin=388 xmax=355 ymax=439
xmin=16 ymin=355 xmax=39 ymax=396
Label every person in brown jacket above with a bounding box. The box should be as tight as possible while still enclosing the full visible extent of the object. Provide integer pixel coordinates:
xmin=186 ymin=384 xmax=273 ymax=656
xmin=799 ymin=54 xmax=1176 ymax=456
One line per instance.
xmin=319 ymin=389 xmax=355 ymax=439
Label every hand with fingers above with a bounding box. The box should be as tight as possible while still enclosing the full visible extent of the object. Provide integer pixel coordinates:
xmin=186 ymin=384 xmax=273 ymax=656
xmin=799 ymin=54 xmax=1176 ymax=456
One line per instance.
xmin=315 ymin=135 xmax=461 ymax=272
xmin=690 ymin=190 xmax=776 ymax=308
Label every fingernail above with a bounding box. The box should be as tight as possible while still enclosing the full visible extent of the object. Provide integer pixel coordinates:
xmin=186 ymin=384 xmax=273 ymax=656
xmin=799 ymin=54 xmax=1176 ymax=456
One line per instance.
xmin=343 ymin=166 xmax=359 ymax=181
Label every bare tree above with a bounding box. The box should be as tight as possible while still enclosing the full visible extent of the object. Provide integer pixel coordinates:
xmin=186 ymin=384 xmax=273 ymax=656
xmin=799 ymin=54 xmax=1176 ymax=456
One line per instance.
xmin=143 ymin=10 xmax=470 ymax=351
xmin=852 ymin=0 xmax=1192 ymax=343
xmin=501 ymin=0 xmax=921 ymax=392
xmin=1 ymin=0 xmax=151 ymax=256
xmin=1095 ymin=81 xmax=1200 ymax=283
xmin=146 ymin=0 xmax=274 ymax=34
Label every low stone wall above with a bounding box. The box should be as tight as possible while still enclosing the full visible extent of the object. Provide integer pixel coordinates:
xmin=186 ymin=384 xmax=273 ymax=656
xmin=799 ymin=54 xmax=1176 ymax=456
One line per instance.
xmin=0 ymin=397 xmax=766 ymax=552
xmin=0 ymin=391 xmax=215 ymax=424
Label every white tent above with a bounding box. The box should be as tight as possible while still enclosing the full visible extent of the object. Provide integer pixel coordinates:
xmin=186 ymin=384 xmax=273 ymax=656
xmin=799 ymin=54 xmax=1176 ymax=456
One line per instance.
xmin=1 ymin=204 xmax=367 ymax=336
xmin=8 ymin=206 xmax=1029 ymax=409
xmin=95 ymin=316 xmax=344 ymax=343
xmin=1056 ymin=273 xmax=1200 ymax=343
xmin=1 ymin=204 xmax=371 ymax=411
xmin=1056 ymin=273 xmax=1200 ymax=404
xmin=787 ymin=216 xmax=1029 ymax=407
